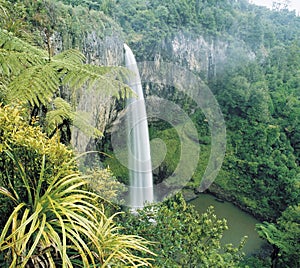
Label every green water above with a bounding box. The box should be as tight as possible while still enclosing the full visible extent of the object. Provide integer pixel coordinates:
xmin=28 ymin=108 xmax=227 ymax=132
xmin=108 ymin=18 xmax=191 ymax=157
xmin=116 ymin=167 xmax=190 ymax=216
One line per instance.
xmin=190 ymin=194 xmax=265 ymax=255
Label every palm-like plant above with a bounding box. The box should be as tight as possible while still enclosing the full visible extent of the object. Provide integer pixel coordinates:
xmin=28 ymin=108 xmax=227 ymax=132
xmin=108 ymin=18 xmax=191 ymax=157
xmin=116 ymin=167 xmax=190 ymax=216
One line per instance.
xmin=0 ymin=152 xmax=154 ymax=267
xmin=0 ymin=105 xmax=154 ymax=267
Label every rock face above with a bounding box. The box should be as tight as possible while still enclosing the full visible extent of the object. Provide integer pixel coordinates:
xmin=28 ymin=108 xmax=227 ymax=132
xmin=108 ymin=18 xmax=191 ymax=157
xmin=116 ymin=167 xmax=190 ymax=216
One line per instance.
xmin=135 ymin=31 xmax=256 ymax=117
xmin=71 ymin=32 xmax=124 ymax=153
xmin=150 ymin=31 xmax=254 ymax=81
xmin=82 ymin=32 xmax=124 ymax=66
xmin=49 ymin=4 xmax=125 ymax=153
xmin=160 ymin=32 xmax=228 ymax=78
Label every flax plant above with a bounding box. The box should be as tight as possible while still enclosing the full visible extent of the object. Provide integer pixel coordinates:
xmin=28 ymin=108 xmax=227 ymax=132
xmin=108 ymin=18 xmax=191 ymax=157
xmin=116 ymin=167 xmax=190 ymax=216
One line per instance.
xmin=0 ymin=151 xmax=154 ymax=267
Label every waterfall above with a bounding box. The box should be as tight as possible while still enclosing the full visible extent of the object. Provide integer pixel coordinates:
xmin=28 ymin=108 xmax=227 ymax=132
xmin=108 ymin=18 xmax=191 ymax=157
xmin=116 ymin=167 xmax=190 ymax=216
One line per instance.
xmin=124 ymin=44 xmax=153 ymax=209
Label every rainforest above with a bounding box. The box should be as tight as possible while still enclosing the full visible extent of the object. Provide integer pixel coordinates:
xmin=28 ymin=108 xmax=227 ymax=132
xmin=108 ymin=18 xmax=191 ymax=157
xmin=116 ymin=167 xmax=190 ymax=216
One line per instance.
xmin=0 ymin=0 xmax=299 ymax=267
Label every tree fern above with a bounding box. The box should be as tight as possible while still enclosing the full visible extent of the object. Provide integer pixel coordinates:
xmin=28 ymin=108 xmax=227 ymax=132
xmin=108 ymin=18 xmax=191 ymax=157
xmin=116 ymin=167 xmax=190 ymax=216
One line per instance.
xmin=0 ymin=0 xmax=7 ymax=19
xmin=8 ymin=64 xmax=60 ymax=106
xmin=46 ymin=97 xmax=102 ymax=138
xmin=0 ymin=28 xmax=130 ymax=141
xmin=0 ymin=30 xmax=129 ymax=106
xmin=0 ymin=29 xmax=48 ymax=101
xmin=0 ymin=29 xmax=46 ymax=56
xmin=45 ymin=97 xmax=73 ymax=135
xmin=72 ymin=110 xmax=103 ymax=138
xmin=52 ymin=50 xmax=129 ymax=98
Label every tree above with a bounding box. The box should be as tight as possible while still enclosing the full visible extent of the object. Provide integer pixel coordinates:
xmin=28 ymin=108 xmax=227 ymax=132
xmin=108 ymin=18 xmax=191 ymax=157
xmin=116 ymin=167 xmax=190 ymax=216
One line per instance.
xmin=118 ymin=194 xmax=246 ymax=267
xmin=257 ymin=204 xmax=300 ymax=268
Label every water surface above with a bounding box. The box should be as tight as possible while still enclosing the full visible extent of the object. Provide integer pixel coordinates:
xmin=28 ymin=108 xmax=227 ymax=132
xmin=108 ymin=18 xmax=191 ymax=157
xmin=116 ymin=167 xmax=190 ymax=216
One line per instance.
xmin=190 ymin=194 xmax=265 ymax=255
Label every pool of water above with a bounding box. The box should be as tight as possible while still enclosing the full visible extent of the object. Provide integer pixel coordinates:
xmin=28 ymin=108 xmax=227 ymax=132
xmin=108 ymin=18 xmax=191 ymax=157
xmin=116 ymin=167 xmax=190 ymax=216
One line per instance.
xmin=190 ymin=194 xmax=265 ymax=255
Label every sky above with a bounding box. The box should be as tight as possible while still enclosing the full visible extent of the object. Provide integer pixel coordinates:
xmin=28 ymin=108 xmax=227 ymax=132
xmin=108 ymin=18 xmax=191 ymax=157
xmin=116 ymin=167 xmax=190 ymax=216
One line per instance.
xmin=250 ymin=0 xmax=300 ymax=14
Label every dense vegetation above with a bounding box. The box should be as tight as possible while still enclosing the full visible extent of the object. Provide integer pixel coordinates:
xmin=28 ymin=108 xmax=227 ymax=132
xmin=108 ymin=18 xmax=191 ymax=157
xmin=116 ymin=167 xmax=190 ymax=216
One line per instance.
xmin=118 ymin=194 xmax=246 ymax=268
xmin=0 ymin=2 xmax=154 ymax=265
xmin=0 ymin=0 xmax=252 ymax=267
xmin=0 ymin=105 xmax=154 ymax=267
xmin=0 ymin=0 xmax=299 ymax=267
xmin=90 ymin=0 xmax=299 ymax=267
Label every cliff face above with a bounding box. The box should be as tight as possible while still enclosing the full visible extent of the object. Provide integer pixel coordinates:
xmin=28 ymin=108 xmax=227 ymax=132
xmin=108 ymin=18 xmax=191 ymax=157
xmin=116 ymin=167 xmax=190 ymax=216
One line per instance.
xmin=49 ymin=3 xmax=125 ymax=153
xmin=71 ymin=32 xmax=124 ymax=153
xmin=137 ymin=31 xmax=255 ymax=105
xmin=82 ymin=32 xmax=124 ymax=66
xmin=160 ymin=32 xmax=228 ymax=77
xmin=150 ymin=31 xmax=255 ymax=81
xmin=70 ymin=29 xmax=254 ymax=154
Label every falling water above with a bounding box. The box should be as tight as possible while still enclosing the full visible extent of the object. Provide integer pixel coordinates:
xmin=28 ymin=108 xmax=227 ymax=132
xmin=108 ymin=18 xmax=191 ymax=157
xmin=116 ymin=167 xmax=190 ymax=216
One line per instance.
xmin=124 ymin=44 xmax=153 ymax=209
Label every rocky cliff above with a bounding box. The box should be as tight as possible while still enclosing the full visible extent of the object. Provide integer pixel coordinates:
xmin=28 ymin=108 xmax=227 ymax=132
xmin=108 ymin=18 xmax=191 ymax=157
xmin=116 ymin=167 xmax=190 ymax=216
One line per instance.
xmin=71 ymin=31 xmax=124 ymax=153
xmin=148 ymin=31 xmax=255 ymax=81
xmin=49 ymin=3 xmax=125 ymax=153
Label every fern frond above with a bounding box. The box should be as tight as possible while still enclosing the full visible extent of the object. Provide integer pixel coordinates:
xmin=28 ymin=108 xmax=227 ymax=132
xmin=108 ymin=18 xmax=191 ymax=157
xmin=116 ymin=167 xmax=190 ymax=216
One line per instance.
xmin=0 ymin=75 xmax=8 ymax=101
xmin=52 ymin=49 xmax=86 ymax=65
xmin=45 ymin=97 xmax=72 ymax=134
xmin=0 ymin=50 xmax=45 ymax=77
xmin=45 ymin=98 xmax=102 ymax=138
xmin=0 ymin=29 xmax=46 ymax=56
xmin=0 ymin=29 xmax=47 ymax=78
xmin=0 ymin=28 xmax=131 ymax=107
xmin=53 ymin=59 xmax=130 ymax=97
xmin=7 ymin=63 xmax=60 ymax=106
xmin=6 ymin=56 xmax=130 ymax=109
xmin=73 ymin=111 xmax=103 ymax=138
xmin=0 ymin=1 xmax=8 ymax=23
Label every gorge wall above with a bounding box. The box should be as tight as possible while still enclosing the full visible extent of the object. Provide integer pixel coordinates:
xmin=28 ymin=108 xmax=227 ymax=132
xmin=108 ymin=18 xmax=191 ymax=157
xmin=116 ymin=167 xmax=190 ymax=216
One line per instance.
xmin=48 ymin=3 xmax=125 ymax=153
xmin=70 ymin=32 xmax=124 ymax=153
xmin=153 ymin=31 xmax=256 ymax=79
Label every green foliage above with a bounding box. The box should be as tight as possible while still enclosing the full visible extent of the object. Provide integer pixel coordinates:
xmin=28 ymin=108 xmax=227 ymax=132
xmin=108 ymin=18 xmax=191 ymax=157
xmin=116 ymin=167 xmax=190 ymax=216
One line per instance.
xmin=209 ymin=33 xmax=300 ymax=259
xmin=240 ymin=256 xmax=271 ymax=268
xmin=0 ymin=29 xmax=46 ymax=77
xmin=103 ymin=152 xmax=130 ymax=185
xmin=0 ymin=1 xmax=158 ymax=267
xmin=118 ymin=194 xmax=246 ymax=267
xmin=0 ymin=27 xmax=129 ymax=143
xmin=3 ymin=0 xmax=299 ymax=265
xmin=85 ymin=167 xmax=126 ymax=204
xmin=256 ymin=204 xmax=300 ymax=267
xmin=24 ymin=0 xmax=122 ymax=52
xmin=83 ymin=0 xmax=300 ymax=224
xmin=0 ymin=104 xmax=154 ymax=267
xmin=61 ymin=0 xmax=300 ymax=63
xmin=0 ymin=0 xmax=31 ymax=39
xmin=0 ymin=31 xmax=127 ymax=106
xmin=0 ymin=105 xmax=75 ymax=228
xmin=150 ymin=127 xmax=181 ymax=183
xmin=210 ymin=43 xmax=300 ymax=219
